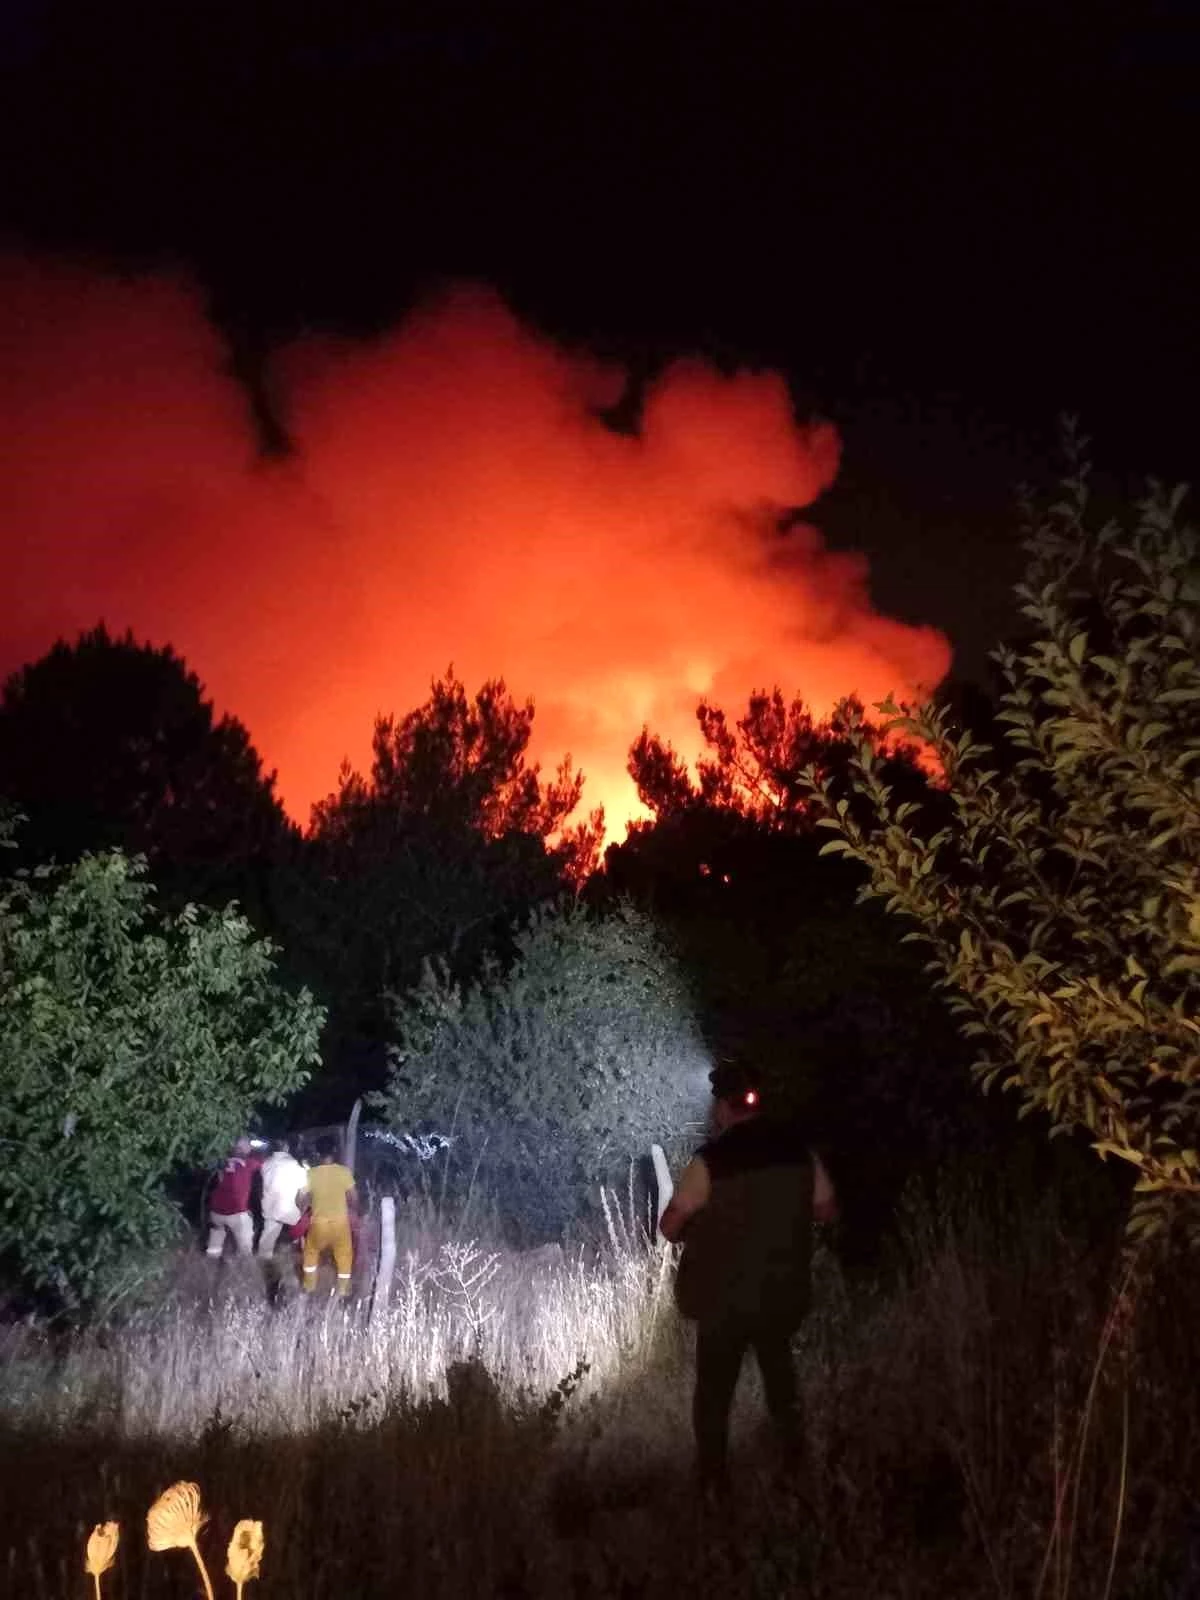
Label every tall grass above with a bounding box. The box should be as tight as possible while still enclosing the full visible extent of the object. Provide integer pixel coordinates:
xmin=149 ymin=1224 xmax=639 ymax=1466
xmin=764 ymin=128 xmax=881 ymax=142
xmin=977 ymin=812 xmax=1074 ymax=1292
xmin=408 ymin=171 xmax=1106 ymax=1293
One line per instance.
xmin=0 ymin=1209 xmax=677 ymax=1439
xmin=3 ymin=1182 xmax=1198 ymax=1597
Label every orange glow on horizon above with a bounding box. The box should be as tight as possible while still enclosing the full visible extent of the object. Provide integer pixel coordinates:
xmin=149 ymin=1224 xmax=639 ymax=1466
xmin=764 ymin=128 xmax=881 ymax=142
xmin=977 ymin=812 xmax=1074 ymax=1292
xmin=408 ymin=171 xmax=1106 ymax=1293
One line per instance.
xmin=0 ymin=257 xmax=952 ymax=841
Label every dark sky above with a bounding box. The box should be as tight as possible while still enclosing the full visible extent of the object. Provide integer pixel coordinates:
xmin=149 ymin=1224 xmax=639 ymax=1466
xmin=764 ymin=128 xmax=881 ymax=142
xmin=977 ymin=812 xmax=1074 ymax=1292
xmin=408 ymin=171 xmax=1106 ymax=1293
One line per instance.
xmin=2 ymin=2 xmax=1195 ymax=690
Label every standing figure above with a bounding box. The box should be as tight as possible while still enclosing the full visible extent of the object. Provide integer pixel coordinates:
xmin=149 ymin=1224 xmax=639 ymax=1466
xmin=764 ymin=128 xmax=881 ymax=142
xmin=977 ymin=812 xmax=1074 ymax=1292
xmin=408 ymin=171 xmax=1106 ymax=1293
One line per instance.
xmin=298 ymin=1135 xmax=358 ymax=1298
xmin=206 ymin=1136 xmax=264 ymax=1259
xmin=257 ymin=1137 xmax=309 ymax=1258
xmin=659 ymin=1062 xmax=837 ymax=1494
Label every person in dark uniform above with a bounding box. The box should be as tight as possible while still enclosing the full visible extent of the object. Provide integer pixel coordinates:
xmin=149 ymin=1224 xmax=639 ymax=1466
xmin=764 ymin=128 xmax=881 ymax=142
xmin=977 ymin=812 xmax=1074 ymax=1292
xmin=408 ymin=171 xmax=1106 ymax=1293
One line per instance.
xmin=659 ymin=1061 xmax=838 ymax=1492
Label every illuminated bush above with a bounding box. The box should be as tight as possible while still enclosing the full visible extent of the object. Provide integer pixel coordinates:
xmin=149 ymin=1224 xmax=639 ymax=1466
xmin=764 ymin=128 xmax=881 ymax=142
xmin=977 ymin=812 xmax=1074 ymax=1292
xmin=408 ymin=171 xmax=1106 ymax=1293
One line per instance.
xmin=0 ymin=839 xmax=324 ymax=1308
xmin=375 ymin=900 xmax=705 ymax=1237
xmin=807 ymin=433 xmax=1200 ymax=1247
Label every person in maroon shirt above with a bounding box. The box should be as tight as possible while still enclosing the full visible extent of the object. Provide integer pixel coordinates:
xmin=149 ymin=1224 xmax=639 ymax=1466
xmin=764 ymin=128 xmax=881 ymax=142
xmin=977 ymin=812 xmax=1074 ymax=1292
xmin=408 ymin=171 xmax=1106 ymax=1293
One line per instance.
xmin=205 ymin=1136 xmax=264 ymax=1258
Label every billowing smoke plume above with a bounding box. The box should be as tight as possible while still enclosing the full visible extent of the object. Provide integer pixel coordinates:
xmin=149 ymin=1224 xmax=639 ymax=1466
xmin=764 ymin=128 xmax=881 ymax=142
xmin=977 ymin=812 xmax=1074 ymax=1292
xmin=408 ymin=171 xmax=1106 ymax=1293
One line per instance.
xmin=0 ymin=255 xmax=950 ymax=834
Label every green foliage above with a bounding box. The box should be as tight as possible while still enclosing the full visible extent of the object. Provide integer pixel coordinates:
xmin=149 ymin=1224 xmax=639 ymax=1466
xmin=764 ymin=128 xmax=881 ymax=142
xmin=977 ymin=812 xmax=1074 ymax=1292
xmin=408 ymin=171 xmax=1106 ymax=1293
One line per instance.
xmin=806 ymin=428 xmax=1200 ymax=1241
xmin=374 ymin=900 xmax=705 ymax=1236
xmin=0 ymin=846 xmax=324 ymax=1306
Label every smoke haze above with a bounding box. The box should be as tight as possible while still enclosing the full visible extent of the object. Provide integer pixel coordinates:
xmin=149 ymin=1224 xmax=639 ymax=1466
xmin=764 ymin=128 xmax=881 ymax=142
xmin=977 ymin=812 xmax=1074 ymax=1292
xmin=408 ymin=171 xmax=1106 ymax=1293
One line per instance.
xmin=0 ymin=255 xmax=951 ymax=835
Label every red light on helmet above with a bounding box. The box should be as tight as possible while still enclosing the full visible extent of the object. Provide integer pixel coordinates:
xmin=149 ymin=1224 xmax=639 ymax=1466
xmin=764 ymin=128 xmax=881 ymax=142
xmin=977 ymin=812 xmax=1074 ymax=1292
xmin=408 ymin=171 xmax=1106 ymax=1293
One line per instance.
xmin=744 ymin=1090 xmax=758 ymax=1107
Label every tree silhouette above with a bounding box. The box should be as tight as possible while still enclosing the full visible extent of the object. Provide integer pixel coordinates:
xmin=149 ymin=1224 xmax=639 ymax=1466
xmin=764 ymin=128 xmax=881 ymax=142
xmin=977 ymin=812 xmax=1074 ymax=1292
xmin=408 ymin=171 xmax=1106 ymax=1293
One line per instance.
xmin=613 ymin=686 xmax=975 ymax=1265
xmin=0 ymin=626 xmax=290 ymax=918
xmin=628 ymin=688 xmax=927 ymax=831
xmin=313 ymin=668 xmax=601 ymax=875
xmin=288 ymin=669 xmax=602 ymax=1116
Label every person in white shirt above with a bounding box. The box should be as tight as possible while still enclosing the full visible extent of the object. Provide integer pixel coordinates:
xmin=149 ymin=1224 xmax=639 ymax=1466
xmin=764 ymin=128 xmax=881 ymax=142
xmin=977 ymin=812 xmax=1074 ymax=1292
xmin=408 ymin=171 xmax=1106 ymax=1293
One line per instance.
xmin=257 ymin=1137 xmax=309 ymax=1258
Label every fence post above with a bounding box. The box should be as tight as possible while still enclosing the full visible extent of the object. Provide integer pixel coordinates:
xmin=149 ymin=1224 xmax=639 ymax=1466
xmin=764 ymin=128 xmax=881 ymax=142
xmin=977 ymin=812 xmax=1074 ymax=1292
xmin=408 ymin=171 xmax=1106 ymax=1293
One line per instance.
xmin=343 ymin=1096 xmax=362 ymax=1174
xmin=371 ymin=1195 xmax=396 ymax=1324
xmin=650 ymin=1143 xmax=673 ymax=1235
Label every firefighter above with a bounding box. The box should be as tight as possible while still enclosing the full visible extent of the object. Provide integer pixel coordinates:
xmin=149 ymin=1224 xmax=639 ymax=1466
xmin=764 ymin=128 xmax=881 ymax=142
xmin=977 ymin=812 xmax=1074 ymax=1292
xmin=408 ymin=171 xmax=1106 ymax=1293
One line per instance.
xmin=297 ymin=1135 xmax=358 ymax=1298
xmin=659 ymin=1062 xmax=838 ymax=1494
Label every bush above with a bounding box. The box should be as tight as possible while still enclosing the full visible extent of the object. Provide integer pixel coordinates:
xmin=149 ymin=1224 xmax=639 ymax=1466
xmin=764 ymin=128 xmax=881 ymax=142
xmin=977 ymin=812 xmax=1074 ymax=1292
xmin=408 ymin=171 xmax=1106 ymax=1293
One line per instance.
xmin=808 ymin=433 xmax=1200 ymax=1245
xmin=375 ymin=900 xmax=707 ymax=1238
xmin=0 ymin=844 xmax=324 ymax=1308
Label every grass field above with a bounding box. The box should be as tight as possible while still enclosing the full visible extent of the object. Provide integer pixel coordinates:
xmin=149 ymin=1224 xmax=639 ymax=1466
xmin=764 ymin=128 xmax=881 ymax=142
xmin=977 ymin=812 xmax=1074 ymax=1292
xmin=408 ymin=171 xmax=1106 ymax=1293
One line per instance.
xmin=2 ymin=1186 xmax=1197 ymax=1598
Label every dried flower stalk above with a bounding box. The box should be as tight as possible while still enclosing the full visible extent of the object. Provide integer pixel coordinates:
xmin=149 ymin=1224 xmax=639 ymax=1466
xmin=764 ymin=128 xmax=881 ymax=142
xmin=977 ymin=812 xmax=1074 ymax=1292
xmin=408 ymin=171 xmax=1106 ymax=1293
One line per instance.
xmin=146 ymin=1482 xmax=214 ymax=1600
xmin=84 ymin=1521 xmax=120 ymax=1600
xmin=226 ymin=1519 xmax=265 ymax=1596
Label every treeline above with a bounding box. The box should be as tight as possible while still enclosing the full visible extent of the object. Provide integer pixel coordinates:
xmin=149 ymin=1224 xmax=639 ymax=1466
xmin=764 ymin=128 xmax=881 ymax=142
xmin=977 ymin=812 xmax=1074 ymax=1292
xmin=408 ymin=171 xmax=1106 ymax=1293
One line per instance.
xmin=7 ymin=442 xmax=1195 ymax=1298
xmin=0 ymin=638 xmax=601 ymax=1119
xmin=0 ymin=623 xmax=991 ymax=1260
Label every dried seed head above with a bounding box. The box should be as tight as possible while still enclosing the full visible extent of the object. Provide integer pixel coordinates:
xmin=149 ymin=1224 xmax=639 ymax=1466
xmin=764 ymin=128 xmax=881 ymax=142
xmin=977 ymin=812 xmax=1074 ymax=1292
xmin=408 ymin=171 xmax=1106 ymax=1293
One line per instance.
xmin=146 ymin=1482 xmax=207 ymax=1551
xmin=84 ymin=1521 xmax=120 ymax=1577
xmin=226 ymin=1519 xmax=265 ymax=1585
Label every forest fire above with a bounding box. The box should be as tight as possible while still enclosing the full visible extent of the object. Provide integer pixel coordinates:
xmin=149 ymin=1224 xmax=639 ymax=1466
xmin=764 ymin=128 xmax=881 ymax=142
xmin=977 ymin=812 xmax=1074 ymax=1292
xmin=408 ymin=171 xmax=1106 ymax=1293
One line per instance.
xmin=1 ymin=255 xmax=950 ymax=837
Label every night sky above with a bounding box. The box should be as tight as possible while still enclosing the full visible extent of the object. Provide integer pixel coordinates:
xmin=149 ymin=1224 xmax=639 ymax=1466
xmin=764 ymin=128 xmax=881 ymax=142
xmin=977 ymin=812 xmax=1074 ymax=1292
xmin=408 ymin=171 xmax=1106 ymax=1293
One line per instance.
xmin=1 ymin=3 xmax=1195 ymax=829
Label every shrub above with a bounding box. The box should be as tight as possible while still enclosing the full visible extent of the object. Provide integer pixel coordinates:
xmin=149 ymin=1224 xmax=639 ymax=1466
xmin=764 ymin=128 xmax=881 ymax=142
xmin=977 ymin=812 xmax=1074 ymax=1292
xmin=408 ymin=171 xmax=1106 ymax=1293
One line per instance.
xmin=0 ymin=842 xmax=324 ymax=1307
xmin=806 ymin=430 xmax=1200 ymax=1245
xmin=375 ymin=900 xmax=706 ymax=1237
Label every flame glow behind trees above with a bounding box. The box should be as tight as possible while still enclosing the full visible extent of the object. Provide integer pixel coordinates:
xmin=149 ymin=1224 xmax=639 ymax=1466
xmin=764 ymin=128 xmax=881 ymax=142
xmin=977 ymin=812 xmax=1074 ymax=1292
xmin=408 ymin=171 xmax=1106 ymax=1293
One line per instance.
xmin=0 ymin=257 xmax=951 ymax=837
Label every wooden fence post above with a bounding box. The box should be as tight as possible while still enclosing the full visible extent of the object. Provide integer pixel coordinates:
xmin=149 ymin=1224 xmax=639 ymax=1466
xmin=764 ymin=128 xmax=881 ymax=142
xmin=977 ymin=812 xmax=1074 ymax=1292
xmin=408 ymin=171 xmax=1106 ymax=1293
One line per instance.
xmin=650 ymin=1143 xmax=673 ymax=1235
xmin=371 ymin=1195 xmax=396 ymax=1324
xmin=343 ymin=1097 xmax=362 ymax=1174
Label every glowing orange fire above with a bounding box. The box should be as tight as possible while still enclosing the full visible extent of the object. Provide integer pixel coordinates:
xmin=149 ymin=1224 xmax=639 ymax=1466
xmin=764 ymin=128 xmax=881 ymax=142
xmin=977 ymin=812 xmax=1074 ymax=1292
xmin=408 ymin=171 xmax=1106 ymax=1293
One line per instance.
xmin=0 ymin=256 xmax=950 ymax=839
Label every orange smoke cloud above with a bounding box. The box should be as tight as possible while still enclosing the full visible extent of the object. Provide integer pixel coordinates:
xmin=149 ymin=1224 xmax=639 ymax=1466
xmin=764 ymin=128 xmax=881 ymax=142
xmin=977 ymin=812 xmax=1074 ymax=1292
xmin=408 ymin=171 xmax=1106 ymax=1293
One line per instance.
xmin=0 ymin=256 xmax=951 ymax=836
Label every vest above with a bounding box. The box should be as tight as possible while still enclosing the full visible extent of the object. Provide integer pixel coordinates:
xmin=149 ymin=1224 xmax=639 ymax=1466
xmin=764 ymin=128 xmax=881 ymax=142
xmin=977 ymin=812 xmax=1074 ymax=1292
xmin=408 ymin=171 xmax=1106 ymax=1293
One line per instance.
xmin=674 ymin=1119 xmax=815 ymax=1327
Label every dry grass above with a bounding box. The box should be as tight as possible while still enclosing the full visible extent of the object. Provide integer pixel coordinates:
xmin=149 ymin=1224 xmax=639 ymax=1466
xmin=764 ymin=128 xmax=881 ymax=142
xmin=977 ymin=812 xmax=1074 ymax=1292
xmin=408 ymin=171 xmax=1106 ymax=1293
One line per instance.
xmin=3 ymin=1183 xmax=1199 ymax=1598
xmin=0 ymin=1216 xmax=678 ymax=1439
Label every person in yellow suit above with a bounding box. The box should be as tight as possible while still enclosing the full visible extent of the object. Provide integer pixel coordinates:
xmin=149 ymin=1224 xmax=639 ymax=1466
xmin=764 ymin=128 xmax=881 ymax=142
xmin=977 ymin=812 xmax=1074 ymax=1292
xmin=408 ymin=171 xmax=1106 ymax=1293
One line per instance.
xmin=298 ymin=1135 xmax=358 ymax=1298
